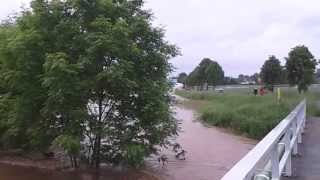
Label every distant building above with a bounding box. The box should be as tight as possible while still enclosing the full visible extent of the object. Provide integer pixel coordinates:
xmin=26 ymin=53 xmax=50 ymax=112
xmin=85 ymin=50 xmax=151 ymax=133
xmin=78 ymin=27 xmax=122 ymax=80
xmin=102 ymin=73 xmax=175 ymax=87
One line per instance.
xmin=240 ymin=81 xmax=256 ymax=85
xmin=237 ymin=74 xmax=258 ymax=85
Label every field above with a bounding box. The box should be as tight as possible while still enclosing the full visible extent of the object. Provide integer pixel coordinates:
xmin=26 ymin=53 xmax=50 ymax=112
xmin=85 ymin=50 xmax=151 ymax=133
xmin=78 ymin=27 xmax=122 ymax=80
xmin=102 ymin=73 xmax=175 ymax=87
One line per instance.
xmin=175 ymin=86 xmax=320 ymax=139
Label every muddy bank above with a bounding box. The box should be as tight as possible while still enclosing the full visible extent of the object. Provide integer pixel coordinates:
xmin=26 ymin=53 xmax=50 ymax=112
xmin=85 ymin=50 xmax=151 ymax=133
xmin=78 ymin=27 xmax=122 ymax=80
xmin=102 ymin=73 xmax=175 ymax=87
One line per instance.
xmin=0 ymin=162 xmax=160 ymax=180
xmin=0 ymin=152 xmax=160 ymax=180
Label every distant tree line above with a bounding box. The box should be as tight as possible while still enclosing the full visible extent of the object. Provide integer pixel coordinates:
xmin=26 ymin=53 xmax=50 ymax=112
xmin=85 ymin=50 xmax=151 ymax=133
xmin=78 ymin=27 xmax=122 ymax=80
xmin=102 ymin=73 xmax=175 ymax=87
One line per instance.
xmin=178 ymin=46 xmax=318 ymax=93
xmin=260 ymin=45 xmax=318 ymax=93
xmin=177 ymin=58 xmax=225 ymax=90
xmin=177 ymin=59 xmax=259 ymax=88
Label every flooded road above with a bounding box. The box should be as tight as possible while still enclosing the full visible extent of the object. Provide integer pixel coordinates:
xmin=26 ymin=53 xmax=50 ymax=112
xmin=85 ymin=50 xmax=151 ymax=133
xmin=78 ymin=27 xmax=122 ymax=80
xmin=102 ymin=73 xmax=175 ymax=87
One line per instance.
xmin=0 ymin=100 xmax=256 ymax=180
xmin=147 ymin=103 xmax=256 ymax=180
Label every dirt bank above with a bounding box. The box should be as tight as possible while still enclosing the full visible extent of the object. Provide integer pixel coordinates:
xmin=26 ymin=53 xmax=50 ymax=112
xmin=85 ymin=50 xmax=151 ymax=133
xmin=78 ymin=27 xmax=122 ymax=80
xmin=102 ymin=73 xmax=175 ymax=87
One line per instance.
xmin=0 ymin=152 xmax=161 ymax=180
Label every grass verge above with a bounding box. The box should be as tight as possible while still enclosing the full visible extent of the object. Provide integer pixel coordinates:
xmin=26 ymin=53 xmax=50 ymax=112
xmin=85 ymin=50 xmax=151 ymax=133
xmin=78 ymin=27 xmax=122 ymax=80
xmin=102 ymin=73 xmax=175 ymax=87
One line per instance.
xmin=175 ymin=88 xmax=320 ymax=139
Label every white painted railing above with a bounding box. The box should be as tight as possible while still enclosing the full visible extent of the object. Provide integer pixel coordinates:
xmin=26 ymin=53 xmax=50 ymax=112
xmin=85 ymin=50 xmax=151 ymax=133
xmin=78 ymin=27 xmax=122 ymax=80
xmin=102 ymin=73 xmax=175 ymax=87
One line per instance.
xmin=221 ymin=99 xmax=306 ymax=180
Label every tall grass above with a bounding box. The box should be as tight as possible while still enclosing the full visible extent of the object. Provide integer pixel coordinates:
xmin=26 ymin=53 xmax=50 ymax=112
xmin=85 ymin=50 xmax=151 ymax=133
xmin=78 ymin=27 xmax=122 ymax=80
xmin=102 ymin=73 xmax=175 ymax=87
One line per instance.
xmin=176 ymin=88 xmax=320 ymax=140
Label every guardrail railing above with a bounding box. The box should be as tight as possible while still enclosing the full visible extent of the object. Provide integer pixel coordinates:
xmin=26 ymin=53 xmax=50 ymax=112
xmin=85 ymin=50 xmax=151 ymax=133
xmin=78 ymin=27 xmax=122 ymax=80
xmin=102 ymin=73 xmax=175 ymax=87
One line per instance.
xmin=221 ymin=99 xmax=306 ymax=180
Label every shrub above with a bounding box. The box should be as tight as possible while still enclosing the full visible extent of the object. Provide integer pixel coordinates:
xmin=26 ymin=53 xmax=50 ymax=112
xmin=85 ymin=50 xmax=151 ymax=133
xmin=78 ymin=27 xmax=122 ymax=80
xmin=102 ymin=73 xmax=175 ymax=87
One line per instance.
xmin=125 ymin=144 xmax=145 ymax=168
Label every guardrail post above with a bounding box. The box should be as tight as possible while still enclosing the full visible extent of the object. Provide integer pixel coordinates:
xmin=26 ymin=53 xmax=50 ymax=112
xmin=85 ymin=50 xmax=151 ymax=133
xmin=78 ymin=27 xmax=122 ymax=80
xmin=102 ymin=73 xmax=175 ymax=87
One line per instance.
xmin=292 ymin=117 xmax=298 ymax=155
xmin=298 ymin=131 xmax=302 ymax=144
xmin=284 ymin=131 xmax=292 ymax=176
xmin=302 ymin=102 xmax=306 ymax=134
xmin=271 ymin=145 xmax=280 ymax=180
xmin=298 ymin=110 xmax=303 ymax=144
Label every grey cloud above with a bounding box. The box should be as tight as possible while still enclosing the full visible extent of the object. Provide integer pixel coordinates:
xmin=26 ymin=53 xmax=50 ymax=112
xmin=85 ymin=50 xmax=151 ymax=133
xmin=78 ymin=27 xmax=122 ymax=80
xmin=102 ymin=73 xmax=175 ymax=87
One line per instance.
xmin=1 ymin=0 xmax=320 ymax=77
xmin=145 ymin=0 xmax=320 ymax=77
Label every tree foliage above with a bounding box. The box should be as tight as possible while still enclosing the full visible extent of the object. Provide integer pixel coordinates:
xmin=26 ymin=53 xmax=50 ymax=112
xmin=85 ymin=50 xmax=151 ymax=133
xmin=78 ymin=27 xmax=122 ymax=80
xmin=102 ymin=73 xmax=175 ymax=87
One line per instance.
xmin=177 ymin=72 xmax=187 ymax=84
xmin=285 ymin=45 xmax=318 ymax=93
xmin=186 ymin=58 xmax=224 ymax=87
xmin=0 ymin=0 xmax=179 ymax=168
xmin=53 ymin=135 xmax=81 ymax=167
xmin=279 ymin=68 xmax=288 ymax=84
xmin=260 ymin=55 xmax=282 ymax=88
xmin=315 ymin=69 xmax=320 ymax=83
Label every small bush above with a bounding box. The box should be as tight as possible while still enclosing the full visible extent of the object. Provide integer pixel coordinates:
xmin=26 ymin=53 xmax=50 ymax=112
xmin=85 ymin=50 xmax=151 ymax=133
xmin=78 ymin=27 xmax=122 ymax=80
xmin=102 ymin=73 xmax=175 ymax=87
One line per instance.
xmin=125 ymin=144 xmax=145 ymax=168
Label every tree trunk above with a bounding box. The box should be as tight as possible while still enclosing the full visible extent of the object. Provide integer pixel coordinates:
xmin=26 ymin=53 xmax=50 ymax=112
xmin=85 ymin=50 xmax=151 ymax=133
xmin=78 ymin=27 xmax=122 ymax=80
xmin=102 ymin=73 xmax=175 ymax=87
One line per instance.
xmin=90 ymin=94 xmax=104 ymax=168
xmin=90 ymin=126 xmax=102 ymax=169
xmin=73 ymin=155 xmax=78 ymax=168
xmin=95 ymin=134 xmax=101 ymax=168
xmin=69 ymin=155 xmax=74 ymax=168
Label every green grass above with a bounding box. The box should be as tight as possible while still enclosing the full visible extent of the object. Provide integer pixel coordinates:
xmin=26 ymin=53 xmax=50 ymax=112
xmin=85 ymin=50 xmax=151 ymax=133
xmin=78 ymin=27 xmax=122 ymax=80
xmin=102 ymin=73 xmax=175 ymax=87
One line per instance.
xmin=176 ymin=87 xmax=320 ymax=140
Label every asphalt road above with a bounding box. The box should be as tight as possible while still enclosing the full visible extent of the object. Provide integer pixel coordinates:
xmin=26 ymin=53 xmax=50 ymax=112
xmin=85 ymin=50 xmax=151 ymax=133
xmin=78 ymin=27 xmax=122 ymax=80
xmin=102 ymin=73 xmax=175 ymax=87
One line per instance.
xmin=283 ymin=117 xmax=320 ymax=180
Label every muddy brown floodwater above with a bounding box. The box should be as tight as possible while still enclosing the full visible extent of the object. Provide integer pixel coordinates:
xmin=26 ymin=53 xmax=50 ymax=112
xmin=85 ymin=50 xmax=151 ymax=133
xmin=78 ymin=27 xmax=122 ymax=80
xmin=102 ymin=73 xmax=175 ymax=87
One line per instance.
xmin=0 ymin=99 xmax=256 ymax=180
xmin=146 ymin=103 xmax=257 ymax=180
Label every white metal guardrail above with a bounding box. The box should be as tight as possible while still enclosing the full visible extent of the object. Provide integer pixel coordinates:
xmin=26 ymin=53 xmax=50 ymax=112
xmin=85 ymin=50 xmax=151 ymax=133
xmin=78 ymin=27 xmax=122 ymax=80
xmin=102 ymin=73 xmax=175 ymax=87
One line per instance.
xmin=221 ymin=99 xmax=306 ymax=180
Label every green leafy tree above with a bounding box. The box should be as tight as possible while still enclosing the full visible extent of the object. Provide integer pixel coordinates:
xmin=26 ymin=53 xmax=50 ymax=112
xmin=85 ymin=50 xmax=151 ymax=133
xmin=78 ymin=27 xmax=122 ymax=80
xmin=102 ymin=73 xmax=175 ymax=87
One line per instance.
xmin=285 ymin=45 xmax=318 ymax=93
xmin=177 ymin=72 xmax=187 ymax=87
xmin=0 ymin=17 xmax=51 ymax=150
xmin=186 ymin=68 xmax=200 ymax=86
xmin=177 ymin=72 xmax=187 ymax=84
xmin=53 ymin=135 xmax=81 ymax=168
xmin=260 ymin=55 xmax=282 ymax=90
xmin=0 ymin=0 xmax=179 ymax=168
xmin=315 ymin=69 xmax=320 ymax=83
xmin=186 ymin=58 xmax=224 ymax=88
xmin=279 ymin=67 xmax=288 ymax=84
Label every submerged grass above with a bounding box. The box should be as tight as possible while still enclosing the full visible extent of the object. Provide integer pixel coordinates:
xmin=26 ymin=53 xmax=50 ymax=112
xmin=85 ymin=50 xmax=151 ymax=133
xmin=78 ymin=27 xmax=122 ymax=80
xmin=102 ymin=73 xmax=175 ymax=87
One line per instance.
xmin=176 ymin=87 xmax=320 ymax=140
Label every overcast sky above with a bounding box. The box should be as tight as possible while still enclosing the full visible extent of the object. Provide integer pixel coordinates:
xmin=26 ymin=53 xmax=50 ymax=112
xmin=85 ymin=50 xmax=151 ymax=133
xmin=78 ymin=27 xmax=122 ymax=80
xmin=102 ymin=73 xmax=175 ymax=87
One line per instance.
xmin=1 ymin=0 xmax=320 ymax=77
